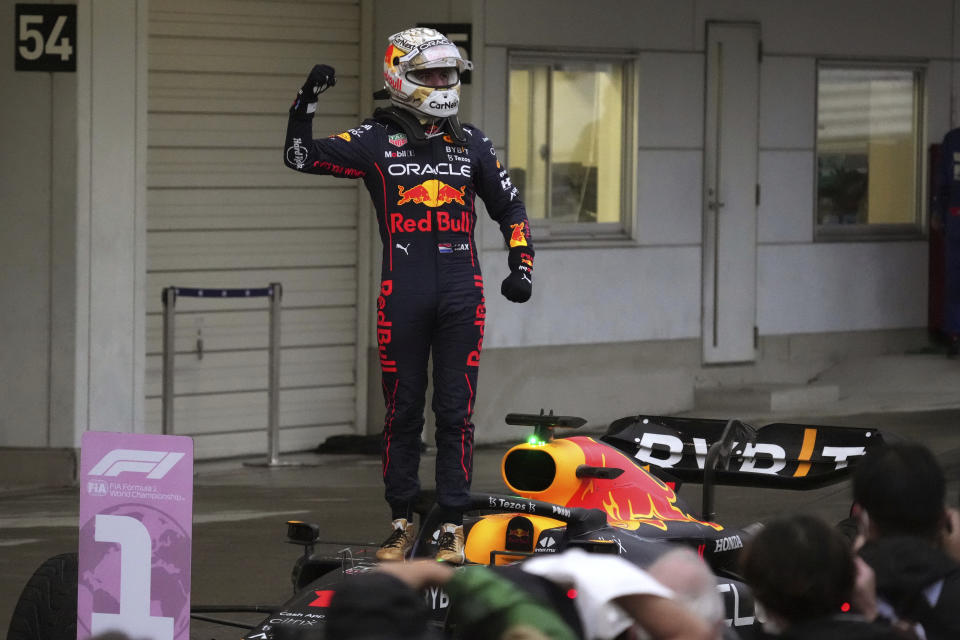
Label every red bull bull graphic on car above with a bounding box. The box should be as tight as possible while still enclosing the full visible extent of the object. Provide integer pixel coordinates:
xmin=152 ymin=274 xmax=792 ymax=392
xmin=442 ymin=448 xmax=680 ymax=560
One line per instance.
xmin=502 ymin=437 xmax=723 ymax=533
xmin=396 ymin=180 xmax=467 ymax=207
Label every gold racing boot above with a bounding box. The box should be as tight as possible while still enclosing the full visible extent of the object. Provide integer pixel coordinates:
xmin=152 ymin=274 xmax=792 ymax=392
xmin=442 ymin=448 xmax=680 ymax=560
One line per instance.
xmin=435 ymin=523 xmax=465 ymax=564
xmin=375 ymin=518 xmax=415 ymax=562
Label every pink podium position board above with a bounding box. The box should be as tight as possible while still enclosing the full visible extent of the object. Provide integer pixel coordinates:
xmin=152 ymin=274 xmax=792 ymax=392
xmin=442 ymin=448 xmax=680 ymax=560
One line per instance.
xmin=77 ymin=431 xmax=194 ymax=640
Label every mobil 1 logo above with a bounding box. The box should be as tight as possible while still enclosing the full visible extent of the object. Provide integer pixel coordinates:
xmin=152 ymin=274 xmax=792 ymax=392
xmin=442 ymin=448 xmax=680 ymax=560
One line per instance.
xmin=15 ymin=4 xmax=76 ymax=71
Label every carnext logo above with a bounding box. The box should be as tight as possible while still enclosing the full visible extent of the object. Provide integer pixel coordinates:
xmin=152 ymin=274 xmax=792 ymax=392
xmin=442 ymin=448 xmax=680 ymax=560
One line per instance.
xmin=89 ymin=449 xmax=185 ymax=479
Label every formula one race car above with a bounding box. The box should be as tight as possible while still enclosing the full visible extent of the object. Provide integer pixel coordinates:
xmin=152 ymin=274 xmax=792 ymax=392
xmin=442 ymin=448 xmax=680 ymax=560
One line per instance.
xmin=238 ymin=411 xmax=885 ymax=640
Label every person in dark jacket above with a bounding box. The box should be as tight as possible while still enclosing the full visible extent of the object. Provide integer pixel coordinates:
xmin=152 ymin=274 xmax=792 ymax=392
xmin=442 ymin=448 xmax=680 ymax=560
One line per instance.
xmin=853 ymin=441 xmax=960 ymax=639
xmin=282 ymin=27 xmax=535 ymax=564
xmin=740 ymin=514 xmax=906 ymax=639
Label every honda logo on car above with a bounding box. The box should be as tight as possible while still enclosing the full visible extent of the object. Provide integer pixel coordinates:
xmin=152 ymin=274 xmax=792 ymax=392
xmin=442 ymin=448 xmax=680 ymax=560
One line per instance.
xmin=632 ymin=433 xmax=865 ymax=474
xmin=714 ymin=535 xmax=743 ymax=552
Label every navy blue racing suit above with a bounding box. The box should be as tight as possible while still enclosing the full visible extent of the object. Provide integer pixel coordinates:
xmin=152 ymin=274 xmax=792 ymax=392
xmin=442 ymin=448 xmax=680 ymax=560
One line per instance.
xmin=283 ymin=108 xmax=533 ymax=519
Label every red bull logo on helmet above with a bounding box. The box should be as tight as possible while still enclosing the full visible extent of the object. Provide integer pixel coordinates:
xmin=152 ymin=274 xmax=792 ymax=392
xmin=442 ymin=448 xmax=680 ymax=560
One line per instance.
xmin=384 ymin=43 xmax=402 ymax=69
xmin=383 ymin=43 xmax=403 ymax=89
xmin=397 ymin=180 xmax=466 ymax=207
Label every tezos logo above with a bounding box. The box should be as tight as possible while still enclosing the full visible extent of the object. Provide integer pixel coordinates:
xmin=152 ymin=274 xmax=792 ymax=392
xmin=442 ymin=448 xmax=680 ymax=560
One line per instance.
xmin=89 ymin=449 xmax=185 ymax=480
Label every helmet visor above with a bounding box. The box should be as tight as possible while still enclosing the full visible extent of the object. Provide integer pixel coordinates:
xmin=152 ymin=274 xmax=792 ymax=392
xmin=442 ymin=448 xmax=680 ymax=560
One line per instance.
xmin=406 ymin=67 xmax=459 ymax=88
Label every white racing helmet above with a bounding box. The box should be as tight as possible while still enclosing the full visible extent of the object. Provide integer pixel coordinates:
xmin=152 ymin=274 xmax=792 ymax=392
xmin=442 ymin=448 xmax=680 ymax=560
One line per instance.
xmin=383 ymin=27 xmax=473 ymax=119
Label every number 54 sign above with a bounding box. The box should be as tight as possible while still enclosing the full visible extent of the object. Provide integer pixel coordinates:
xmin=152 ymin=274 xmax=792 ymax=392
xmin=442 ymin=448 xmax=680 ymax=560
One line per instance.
xmin=15 ymin=3 xmax=76 ymax=71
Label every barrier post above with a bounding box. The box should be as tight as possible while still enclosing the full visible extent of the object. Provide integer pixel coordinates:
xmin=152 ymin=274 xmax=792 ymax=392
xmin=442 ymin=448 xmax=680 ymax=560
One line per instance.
xmin=266 ymin=282 xmax=282 ymax=465
xmin=161 ymin=287 xmax=177 ymax=435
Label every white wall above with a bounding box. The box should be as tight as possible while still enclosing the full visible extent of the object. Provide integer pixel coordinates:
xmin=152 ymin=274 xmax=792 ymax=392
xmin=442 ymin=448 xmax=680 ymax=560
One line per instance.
xmin=692 ymin=0 xmax=953 ymax=58
xmin=0 ymin=0 xmax=146 ymax=449
xmin=0 ymin=0 xmax=57 ymax=446
xmin=758 ymin=243 xmax=928 ymax=333
xmin=77 ymin=0 xmax=147 ymax=440
xmin=485 ymin=246 xmax=702 ymax=347
xmin=478 ymin=0 xmax=952 ymax=350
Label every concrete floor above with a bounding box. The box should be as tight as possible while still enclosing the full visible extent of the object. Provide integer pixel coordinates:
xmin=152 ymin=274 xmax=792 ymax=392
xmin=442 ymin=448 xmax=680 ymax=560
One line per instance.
xmin=2 ymin=406 xmax=960 ymax=638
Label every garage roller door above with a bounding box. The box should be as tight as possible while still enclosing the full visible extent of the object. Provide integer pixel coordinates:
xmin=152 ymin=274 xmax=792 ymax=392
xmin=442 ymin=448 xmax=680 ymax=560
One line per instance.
xmin=145 ymin=0 xmax=361 ymax=459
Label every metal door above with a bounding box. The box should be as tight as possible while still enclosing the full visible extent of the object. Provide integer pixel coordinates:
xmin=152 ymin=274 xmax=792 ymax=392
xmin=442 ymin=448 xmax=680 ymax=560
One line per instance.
xmin=702 ymin=22 xmax=760 ymax=364
xmin=145 ymin=0 xmax=361 ymax=458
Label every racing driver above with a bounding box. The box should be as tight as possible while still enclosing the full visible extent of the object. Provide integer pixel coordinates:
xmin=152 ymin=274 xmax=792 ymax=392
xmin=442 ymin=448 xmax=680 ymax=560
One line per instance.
xmin=283 ymin=27 xmax=535 ymax=564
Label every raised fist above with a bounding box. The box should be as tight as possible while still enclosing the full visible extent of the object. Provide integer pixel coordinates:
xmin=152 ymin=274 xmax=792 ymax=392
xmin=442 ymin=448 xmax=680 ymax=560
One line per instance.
xmin=291 ymin=64 xmax=336 ymax=115
xmin=301 ymin=64 xmax=336 ymax=97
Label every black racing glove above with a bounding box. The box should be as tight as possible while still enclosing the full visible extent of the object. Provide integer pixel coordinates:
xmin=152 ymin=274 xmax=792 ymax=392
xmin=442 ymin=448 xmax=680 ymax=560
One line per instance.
xmin=501 ymin=246 xmax=534 ymax=303
xmin=290 ymin=64 xmax=336 ymax=117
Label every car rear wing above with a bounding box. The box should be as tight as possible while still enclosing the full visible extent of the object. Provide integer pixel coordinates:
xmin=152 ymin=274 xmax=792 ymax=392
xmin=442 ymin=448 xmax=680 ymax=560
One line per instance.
xmin=602 ymin=414 xmax=885 ymax=492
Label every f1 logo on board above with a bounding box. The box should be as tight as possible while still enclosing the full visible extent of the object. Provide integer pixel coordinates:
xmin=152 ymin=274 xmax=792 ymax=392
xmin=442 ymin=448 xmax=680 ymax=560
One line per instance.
xmin=89 ymin=449 xmax=185 ymax=480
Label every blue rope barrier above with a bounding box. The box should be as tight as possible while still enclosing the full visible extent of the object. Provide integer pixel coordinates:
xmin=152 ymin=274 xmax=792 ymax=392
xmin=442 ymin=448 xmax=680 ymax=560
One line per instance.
xmin=172 ymin=287 xmax=272 ymax=298
xmin=161 ymin=286 xmax=279 ymax=304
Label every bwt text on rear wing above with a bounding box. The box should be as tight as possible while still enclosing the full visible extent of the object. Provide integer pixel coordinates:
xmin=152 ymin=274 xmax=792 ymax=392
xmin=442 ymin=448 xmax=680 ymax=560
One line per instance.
xmin=602 ymin=414 xmax=885 ymax=491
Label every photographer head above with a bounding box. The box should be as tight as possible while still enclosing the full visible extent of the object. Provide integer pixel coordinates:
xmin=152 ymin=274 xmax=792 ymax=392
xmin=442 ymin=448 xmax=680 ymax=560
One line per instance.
xmin=853 ymin=441 xmax=947 ymax=542
xmin=741 ymin=514 xmax=856 ymax=630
